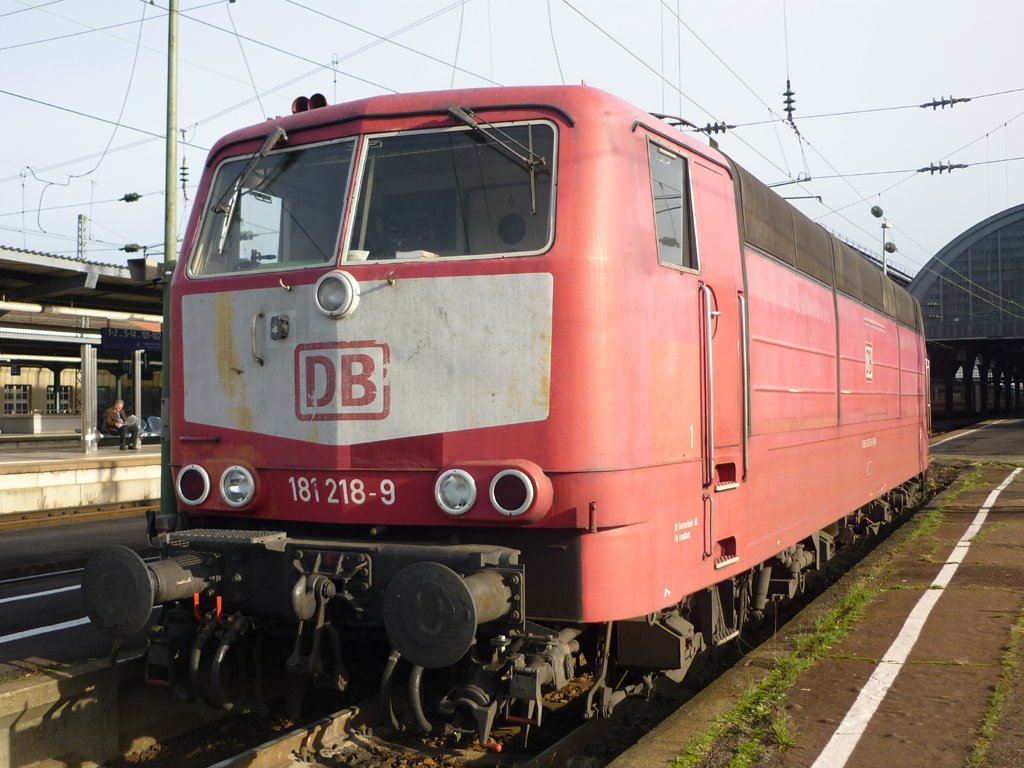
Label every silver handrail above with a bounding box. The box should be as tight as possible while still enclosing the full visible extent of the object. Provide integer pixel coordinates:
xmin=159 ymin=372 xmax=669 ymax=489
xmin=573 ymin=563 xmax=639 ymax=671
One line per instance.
xmin=699 ymin=283 xmax=716 ymax=488
xmin=251 ymin=311 xmax=265 ymax=366
xmin=738 ymin=291 xmax=749 ymax=481
xmin=703 ymin=492 xmax=714 ymax=559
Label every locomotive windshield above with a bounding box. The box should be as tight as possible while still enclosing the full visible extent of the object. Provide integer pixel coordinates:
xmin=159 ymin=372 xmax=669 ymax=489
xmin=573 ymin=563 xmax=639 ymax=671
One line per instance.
xmin=346 ymin=121 xmax=555 ymax=261
xmin=190 ymin=138 xmax=356 ymax=276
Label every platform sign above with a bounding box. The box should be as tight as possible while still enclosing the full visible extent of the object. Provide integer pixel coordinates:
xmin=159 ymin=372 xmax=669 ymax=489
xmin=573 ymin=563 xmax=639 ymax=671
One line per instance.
xmin=101 ymin=328 xmax=162 ymax=352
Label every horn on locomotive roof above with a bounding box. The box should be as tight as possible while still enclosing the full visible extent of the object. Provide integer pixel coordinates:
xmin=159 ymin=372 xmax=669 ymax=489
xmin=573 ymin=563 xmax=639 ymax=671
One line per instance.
xmin=291 ymin=93 xmax=327 ymax=114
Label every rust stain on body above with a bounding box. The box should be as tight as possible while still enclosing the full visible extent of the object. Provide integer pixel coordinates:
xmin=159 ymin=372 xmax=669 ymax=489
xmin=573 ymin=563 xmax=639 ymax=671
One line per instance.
xmin=213 ymin=294 xmax=254 ymax=432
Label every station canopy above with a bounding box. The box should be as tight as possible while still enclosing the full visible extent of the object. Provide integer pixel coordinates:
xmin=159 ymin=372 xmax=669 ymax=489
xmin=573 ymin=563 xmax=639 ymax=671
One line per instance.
xmin=0 ymin=246 xmax=163 ymax=359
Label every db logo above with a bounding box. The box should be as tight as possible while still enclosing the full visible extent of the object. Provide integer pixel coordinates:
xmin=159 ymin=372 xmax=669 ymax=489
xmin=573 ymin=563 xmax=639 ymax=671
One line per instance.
xmin=295 ymin=342 xmax=390 ymax=420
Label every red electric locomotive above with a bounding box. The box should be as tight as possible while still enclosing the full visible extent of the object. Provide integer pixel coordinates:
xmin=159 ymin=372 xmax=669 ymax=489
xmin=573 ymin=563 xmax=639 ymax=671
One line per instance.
xmin=84 ymin=85 xmax=928 ymax=743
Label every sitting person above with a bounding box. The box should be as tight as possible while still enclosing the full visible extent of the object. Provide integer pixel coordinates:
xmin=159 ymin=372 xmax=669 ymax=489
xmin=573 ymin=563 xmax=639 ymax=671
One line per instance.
xmin=104 ymin=399 xmax=140 ymax=450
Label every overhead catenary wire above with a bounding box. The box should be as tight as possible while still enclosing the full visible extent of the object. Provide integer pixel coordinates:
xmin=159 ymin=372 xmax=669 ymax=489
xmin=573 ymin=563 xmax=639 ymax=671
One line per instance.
xmin=181 ymin=0 xmax=497 ymax=134
xmin=24 ymin=1 xmax=149 ymax=235
xmin=0 ymin=191 xmax=163 ymax=220
xmin=0 ymin=0 xmax=63 ymax=19
xmin=0 ymin=15 xmax=148 ymax=52
xmin=654 ymin=0 xmax=878 ymax=239
xmin=0 ymin=88 xmax=207 ymax=150
xmin=282 ymin=0 xmax=502 ymax=89
xmin=4 ymin=0 xmax=485 ymax=244
xmin=175 ymin=7 xmax=398 ymax=95
xmin=546 ymin=0 xmax=565 ymax=86
xmin=0 ymin=137 xmax=167 ymax=187
xmin=562 ymin=0 xmax=794 ymax=184
xmin=225 ymin=1 xmax=266 ymax=119
xmin=730 ymin=85 xmax=1024 ymax=130
xmin=3 ymin=0 xmax=494 ymax=255
xmin=825 ymin=104 xmax=1024 ymax=221
xmin=651 ymin=0 xmax=1023 ymax=270
xmin=450 ymin=0 xmax=466 ymax=89
xmin=2 ymin=0 xmax=1020 ymax=290
xmin=645 ymin=1 xmax=900 ymax=268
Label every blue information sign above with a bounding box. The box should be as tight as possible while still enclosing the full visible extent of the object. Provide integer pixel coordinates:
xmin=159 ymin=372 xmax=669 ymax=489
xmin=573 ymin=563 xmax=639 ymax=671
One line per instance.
xmin=100 ymin=328 xmax=162 ymax=352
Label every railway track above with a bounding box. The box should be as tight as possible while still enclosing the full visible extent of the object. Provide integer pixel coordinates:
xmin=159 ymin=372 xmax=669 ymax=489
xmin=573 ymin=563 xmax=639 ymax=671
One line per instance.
xmin=177 ymin=632 xmax=772 ymax=768
xmin=0 ymin=499 xmax=156 ymax=532
xmin=203 ymin=692 xmax=617 ymax=768
xmin=92 ymin=465 xmax=965 ymax=768
xmin=140 ymin=472 xmax=957 ymax=768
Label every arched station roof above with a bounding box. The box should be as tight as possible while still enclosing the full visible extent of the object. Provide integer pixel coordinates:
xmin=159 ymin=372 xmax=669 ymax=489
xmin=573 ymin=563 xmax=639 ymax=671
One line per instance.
xmin=908 ymin=203 xmax=1024 ymax=342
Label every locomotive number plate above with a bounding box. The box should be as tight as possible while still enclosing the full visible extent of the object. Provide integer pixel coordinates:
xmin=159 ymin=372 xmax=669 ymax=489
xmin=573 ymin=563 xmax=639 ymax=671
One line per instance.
xmin=286 ymin=475 xmax=396 ymax=506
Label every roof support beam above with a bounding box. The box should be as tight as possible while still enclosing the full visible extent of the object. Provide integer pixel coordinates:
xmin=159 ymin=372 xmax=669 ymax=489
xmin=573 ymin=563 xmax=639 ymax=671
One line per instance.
xmin=5 ymin=272 xmax=99 ymax=302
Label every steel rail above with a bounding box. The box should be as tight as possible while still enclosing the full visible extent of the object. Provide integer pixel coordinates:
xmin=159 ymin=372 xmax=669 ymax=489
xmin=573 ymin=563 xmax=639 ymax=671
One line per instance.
xmin=0 ymin=499 xmax=155 ymax=532
xmin=206 ymin=698 xmax=384 ymax=768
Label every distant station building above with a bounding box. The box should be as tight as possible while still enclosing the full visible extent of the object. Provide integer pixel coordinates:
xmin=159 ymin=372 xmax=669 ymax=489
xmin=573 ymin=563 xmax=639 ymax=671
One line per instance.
xmin=0 ymin=246 xmax=163 ymax=438
xmin=908 ymin=203 xmax=1024 ymax=419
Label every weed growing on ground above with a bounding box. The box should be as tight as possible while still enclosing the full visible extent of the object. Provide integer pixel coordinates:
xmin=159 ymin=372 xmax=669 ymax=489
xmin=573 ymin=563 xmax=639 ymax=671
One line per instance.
xmin=908 ymin=464 xmax=982 ymax=563
xmin=969 ymin=520 xmax=1008 ymax=546
xmin=968 ymin=610 xmax=1024 ymax=768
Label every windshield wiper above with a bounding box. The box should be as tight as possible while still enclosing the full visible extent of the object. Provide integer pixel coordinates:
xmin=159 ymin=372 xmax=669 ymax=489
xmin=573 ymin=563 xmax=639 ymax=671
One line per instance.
xmin=448 ymin=105 xmax=546 ymax=213
xmin=212 ymin=126 xmax=288 ymax=254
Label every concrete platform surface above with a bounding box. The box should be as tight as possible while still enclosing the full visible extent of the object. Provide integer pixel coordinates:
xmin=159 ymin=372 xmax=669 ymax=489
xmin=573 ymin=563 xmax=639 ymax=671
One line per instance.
xmin=0 ymin=442 xmax=160 ymax=518
xmin=611 ymin=426 xmax=1024 ymax=768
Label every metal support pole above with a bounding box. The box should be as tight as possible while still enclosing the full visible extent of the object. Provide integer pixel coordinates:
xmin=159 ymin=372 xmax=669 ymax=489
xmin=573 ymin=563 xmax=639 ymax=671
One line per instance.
xmin=133 ymin=348 xmax=143 ymax=448
xmin=881 ymin=226 xmax=887 ymax=276
xmin=80 ymin=344 xmax=97 ymax=454
xmin=160 ymin=0 xmax=178 ymax=522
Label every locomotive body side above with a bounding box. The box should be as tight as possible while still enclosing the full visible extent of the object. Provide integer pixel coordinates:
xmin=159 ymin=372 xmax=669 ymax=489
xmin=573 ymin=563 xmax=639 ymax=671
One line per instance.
xmin=82 ymin=85 xmax=927 ymax=742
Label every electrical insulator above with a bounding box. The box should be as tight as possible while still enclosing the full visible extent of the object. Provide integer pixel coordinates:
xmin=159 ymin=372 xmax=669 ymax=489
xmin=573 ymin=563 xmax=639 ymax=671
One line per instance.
xmin=919 ymin=96 xmax=971 ymax=110
xmin=917 ymin=162 xmax=969 ymax=175
xmin=120 ymin=192 xmax=141 ymax=203
xmin=783 ymin=79 xmax=796 ymax=122
xmin=180 ymin=157 xmax=190 ymax=202
xmin=700 ymin=122 xmax=733 ymax=135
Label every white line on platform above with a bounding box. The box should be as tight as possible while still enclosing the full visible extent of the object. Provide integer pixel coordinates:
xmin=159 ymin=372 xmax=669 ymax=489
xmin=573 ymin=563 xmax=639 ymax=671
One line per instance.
xmin=810 ymin=466 xmax=1022 ymax=768
xmin=0 ymin=584 xmax=79 ymax=604
xmin=930 ymin=419 xmax=1006 ymax=448
xmin=0 ymin=616 xmax=90 ymax=645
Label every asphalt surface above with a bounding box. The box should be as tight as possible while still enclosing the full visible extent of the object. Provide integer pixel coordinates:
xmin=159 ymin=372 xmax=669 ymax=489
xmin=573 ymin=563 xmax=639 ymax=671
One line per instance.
xmin=0 ymin=514 xmax=152 ymax=580
xmin=0 ymin=515 xmax=153 ymax=680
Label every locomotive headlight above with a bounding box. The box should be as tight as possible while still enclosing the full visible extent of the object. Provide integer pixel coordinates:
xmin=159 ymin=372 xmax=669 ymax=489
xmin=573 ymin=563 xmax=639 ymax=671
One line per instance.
xmin=434 ymin=469 xmax=477 ymax=515
xmin=176 ymin=464 xmax=211 ymax=506
xmin=314 ymin=270 xmax=360 ymax=318
xmin=489 ymin=469 xmax=535 ymax=516
xmin=220 ymin=465 xmax=256 ymax=507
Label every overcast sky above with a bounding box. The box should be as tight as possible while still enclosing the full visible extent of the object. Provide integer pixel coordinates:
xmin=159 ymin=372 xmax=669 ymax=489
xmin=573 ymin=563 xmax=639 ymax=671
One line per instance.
xmin=2 ymin=0 xmax=1022 ymax=277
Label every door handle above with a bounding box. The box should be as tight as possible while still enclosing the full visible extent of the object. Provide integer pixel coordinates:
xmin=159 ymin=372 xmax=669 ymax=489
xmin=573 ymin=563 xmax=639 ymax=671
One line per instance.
xmin=251 ymin=311 xmax=265 ymax=366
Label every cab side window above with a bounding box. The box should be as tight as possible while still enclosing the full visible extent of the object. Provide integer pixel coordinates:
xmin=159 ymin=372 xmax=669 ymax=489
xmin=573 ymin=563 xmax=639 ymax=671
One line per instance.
xmin=648 ymin=142 xmax=697 ymax=270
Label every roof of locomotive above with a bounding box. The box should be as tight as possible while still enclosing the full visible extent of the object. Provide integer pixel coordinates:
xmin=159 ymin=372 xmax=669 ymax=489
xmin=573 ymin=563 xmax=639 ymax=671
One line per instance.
xmin=201 ymin=84 xmax=727 ymax=169
xmin=196 ymin=85 xmax=921 ymax=332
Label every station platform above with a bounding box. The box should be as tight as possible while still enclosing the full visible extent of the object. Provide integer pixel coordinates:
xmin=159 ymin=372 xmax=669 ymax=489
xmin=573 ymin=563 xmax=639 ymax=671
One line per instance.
xmin=0 ymin=435 xmax=161 ymax=520
xmin=610 ymin=441 xmax=1024 ymax=768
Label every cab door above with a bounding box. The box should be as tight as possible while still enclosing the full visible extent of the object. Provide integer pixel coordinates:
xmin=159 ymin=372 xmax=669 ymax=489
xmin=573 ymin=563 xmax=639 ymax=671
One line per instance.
xmin=646 ymin=136 xmax=747 ymax=568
